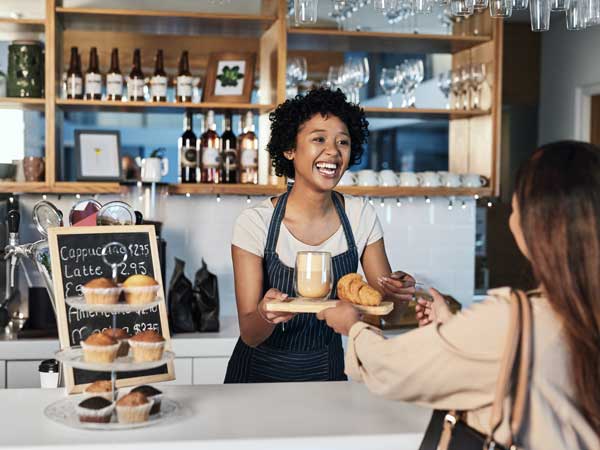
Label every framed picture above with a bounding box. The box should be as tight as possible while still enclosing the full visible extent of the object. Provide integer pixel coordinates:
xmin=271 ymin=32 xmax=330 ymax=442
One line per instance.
xmin=203 ymin=52 xmax=256 ymax=103
xmin=74 ymin=130 xmax=122 ymax=181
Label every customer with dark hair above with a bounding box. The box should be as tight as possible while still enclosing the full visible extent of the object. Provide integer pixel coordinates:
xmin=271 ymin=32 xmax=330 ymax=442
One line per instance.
xmin=225 ymin=88 xmax=415 ymax=383
xmin=318 ymin=141 xmax=600 ymax=448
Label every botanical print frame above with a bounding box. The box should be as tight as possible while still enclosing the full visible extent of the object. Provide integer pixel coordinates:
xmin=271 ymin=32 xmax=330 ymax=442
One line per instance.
xmin=203 ymin=52 xmax=256 ymax=103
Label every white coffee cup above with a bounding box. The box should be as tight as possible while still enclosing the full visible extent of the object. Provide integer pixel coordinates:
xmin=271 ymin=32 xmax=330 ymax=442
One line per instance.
xmin=417 ymin=171 xmax=442 ymax=187
xmin=461 ymin=173 xmax=488 ymax=188
xmin=378 ymin=170 xmax=399 ymax=187
xmin=136 ymin=157 xmax=169 ymax=183
xmin=398 ymin=172 xmax=420 ymax=187
xmin=39 ymin=359 xmax=60 ymax=389
xmin=439 ymin=172 xmax=462 ymax=187
xmin=357 ymin=169 xmax=379 ymax=186
xmin=338 ymin=171 xmax=357 ymax=186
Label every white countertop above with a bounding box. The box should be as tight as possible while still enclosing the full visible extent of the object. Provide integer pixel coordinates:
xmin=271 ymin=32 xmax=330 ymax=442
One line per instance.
xmin=0 ymin=382 xmax=431 ymax=450
xmin=0 ymin=316 xmax=240 ymax=360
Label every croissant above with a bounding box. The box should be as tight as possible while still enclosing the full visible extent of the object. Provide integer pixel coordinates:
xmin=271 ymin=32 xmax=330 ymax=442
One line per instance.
xmin=337 ymin=273 xmax=383 ymax=306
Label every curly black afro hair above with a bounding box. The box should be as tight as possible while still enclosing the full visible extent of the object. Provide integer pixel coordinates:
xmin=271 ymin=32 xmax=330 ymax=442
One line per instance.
xmin=267 ymin=88 xmax=369 ymax=179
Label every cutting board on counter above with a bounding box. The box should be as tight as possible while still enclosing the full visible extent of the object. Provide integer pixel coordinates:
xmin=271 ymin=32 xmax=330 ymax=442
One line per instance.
xmin=265 ymin=298 xmax=394 ymax=315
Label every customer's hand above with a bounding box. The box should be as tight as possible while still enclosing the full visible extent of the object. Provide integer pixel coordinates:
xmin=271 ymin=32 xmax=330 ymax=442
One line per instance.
xmin=415 ymin=288 xmax=453 ymax=327
xmin=316 ymin=302 xmax=361 ymax=336
xmin=257 ymin=288 xmax=296 ymax=325
xmin=378 ymin=271 xmax=416 ymax=302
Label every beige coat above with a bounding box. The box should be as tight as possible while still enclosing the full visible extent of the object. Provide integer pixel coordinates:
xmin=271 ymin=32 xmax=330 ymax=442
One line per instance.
xmin=345 ymin=287 xmax=599 ymax=450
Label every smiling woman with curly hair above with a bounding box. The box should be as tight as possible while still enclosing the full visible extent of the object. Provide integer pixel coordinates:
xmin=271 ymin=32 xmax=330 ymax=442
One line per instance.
xmin=224 ymin=88 xmax=416 ymax=384
xmin=268 ymin=88 xmax=369 ymax=179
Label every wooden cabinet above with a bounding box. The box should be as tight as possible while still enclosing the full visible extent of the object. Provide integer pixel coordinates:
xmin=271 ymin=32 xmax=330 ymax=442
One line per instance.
xmin=6 ymin=360 xmax=42 ymax=389
xmin=0 ymin=360 xmax=5 ymax=389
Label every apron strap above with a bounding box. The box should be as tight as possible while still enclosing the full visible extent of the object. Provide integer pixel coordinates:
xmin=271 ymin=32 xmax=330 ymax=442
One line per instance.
xmin=265 ymin=191 xmax=289 ymax=254
xmin=332 ymin=192 xmax=357 ymax=251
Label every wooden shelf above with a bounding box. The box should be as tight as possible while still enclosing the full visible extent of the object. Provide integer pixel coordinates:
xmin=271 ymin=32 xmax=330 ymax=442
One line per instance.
xmin=169 ymin=184 xmax=286 ymax=196
xmin=362 ymin=107 xmax=491 ymax=119
xmin=168 ymin=183 xmax=492 ymax=198
xmin=55 ymin=7 xmax=276 ymax=37
xmin=0 ymin=182 xmax=48 ymax=194
xmin=0 ymin=18 xmax=45 ymax=32
xmin=51 ymin=182 xmax=122 ymax=194
xmin=287 ymin=28 xmax=491 ymax=54
xmin=0 ymin=97 xmax=46 ymax=108
xmin=336 ymin=186 xmax=493 ymax=198
xmin=56 ymin=99 xmax=275 ymax=114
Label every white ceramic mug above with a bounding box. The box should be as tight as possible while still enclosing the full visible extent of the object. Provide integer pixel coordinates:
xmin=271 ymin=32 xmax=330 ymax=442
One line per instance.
xmin=398 ymin=172 xmax=420 ymax=187
xmin=136 ymin=157 xmax=169 ymax=183
xmin=378 ymin=170 xmax=399 ymax=187
xmin=338 ymin=171 xmax=357 ymax=186
xmin=417 ymin=171 xmax=442 ymax=187
xmin=461 ymin=173 xmax=488 ymax=188
xmin=439 ymin=172 xmax=462 ymax=187
xmin=357 ymin=169 xmax=379 ymax=186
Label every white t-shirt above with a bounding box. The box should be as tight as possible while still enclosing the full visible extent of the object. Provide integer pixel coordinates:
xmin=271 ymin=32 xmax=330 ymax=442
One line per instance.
xmin=232 ymin=195 xmax=384 ymax=267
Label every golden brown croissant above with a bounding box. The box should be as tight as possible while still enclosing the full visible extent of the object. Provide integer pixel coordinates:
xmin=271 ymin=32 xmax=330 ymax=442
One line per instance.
xmin=337 ymin=273 xmax=382 ymax=306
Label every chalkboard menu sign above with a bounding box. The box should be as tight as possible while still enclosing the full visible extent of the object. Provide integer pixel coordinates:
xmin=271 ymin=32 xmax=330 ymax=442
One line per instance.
xmin=48 ymin=225 xmax=174 ymax=393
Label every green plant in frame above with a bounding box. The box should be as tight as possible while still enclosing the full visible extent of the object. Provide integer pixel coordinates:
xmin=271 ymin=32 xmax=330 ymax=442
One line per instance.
xmin=217 ymin=65 xmax=244 ymax=87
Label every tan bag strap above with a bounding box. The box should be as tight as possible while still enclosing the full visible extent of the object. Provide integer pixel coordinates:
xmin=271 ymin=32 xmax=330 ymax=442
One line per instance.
xmin=437 ymin=291 xmax=532 ymax=450
xmin=488 ymin=289 xmax=532 ymax=448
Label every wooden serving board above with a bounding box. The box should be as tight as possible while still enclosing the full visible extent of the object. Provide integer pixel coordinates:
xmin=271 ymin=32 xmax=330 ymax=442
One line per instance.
xmin=264 ymin=298 xmax=394 ymax=316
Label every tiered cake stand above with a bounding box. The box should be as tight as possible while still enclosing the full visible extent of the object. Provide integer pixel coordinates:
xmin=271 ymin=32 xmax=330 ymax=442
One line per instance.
xmin=44 ymin=296 xmax=180 ymax=430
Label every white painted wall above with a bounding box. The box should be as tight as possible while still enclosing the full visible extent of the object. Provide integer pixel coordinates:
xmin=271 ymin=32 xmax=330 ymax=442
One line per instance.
xmin=538 ymin=22 xmax=600 ymax=144
xmin=17 ymin=192 xmax=476 ymax=317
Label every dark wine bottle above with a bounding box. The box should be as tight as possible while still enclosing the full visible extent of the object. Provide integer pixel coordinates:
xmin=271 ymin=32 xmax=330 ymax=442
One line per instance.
xmin=179 ymin=111 xmax=197 ymax=183
xmin=221 ymin=113 xmax=238 ymax=184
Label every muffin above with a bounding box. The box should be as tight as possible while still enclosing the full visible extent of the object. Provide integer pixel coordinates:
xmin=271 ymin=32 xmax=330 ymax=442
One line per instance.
xmin=102 ymin=328 xmax=130 ymax=357
xmin=81 ymin=332 xmax=120 ymax=363
xmin=83 ymin=380 xmax=115 ymax=402
xmin=115 ymin=392 xmax=153 ymax=424
xmin=130 ymin=385 xmax=162 ymax=415
xmin=82 ymin=277 xmax=120 ymax=305
xmin=122 ymin=274 xmax=160 ymax=305
xmin=129 ymin=330 xmax=165 ymax=362
xmin=76 ymin=396 xmax=114 ymax=423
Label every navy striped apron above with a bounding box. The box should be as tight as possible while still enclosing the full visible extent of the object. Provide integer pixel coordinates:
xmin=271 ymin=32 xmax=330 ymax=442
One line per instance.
xmin=224 ymin=189 xmax=359 ymax=383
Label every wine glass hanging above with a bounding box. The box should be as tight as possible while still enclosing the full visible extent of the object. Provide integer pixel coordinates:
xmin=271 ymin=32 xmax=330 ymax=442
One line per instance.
xmin=288 ymin=0 xmax=600 ymax=32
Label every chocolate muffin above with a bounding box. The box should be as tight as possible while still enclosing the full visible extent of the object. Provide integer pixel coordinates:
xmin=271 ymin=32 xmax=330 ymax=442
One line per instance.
xmin=76 ymin=396 xmax=114 ymax=423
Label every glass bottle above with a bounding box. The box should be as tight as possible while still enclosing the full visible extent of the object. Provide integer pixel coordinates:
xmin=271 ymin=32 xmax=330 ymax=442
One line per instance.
xmin=238 ymin=111 xmax=258 ymax=184
xmin=106 ymin=48 xmax=123 ymax=101
xmin=200 ymin=110 xmax=221 ymax=183
xmin=150 ymin=49 xmax=167 ymax=102
xmin=84 ymin=47 xmax=101 ymax=100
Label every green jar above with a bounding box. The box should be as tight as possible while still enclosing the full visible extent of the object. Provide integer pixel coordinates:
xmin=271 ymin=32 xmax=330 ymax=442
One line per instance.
xmin=7 ymin=40 xmax=44 ymax=98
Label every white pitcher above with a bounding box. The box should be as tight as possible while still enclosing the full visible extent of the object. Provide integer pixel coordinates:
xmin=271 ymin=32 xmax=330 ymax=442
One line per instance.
xmin=135 ymin=157 xmax=169 ymax=183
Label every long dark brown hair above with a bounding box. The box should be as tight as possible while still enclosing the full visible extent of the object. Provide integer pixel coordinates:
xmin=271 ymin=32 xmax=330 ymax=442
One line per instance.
xmin=515 ymin=140 xmax=600 ymax=433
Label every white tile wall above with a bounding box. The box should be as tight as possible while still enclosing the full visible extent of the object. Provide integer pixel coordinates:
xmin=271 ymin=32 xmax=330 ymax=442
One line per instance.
xmin=18 ymin=193 xmax=476 ymax=317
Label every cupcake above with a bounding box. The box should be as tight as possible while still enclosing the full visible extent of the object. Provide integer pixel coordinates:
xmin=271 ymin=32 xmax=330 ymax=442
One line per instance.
xmin=129 ymin=330 xmax=165 ymax=362
xmin=81 ymin=332 xmax=120 ymax=363
xmin=122 ymin=274 xmax=160 ymax=305
xmin=76 ymin=396 xmax=114 ymax=423
xmin=82 ymin=278 xmax=120 ymax=305
xmin=102 ymin=328 xmax=130 ymax=357
xmin=130 ymin=385 xmax=162 ymax=415
xmin=83 ymin=380 xmax=115 ymax=402
xmin=115 ymin=392 xmax=153 ymax=424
